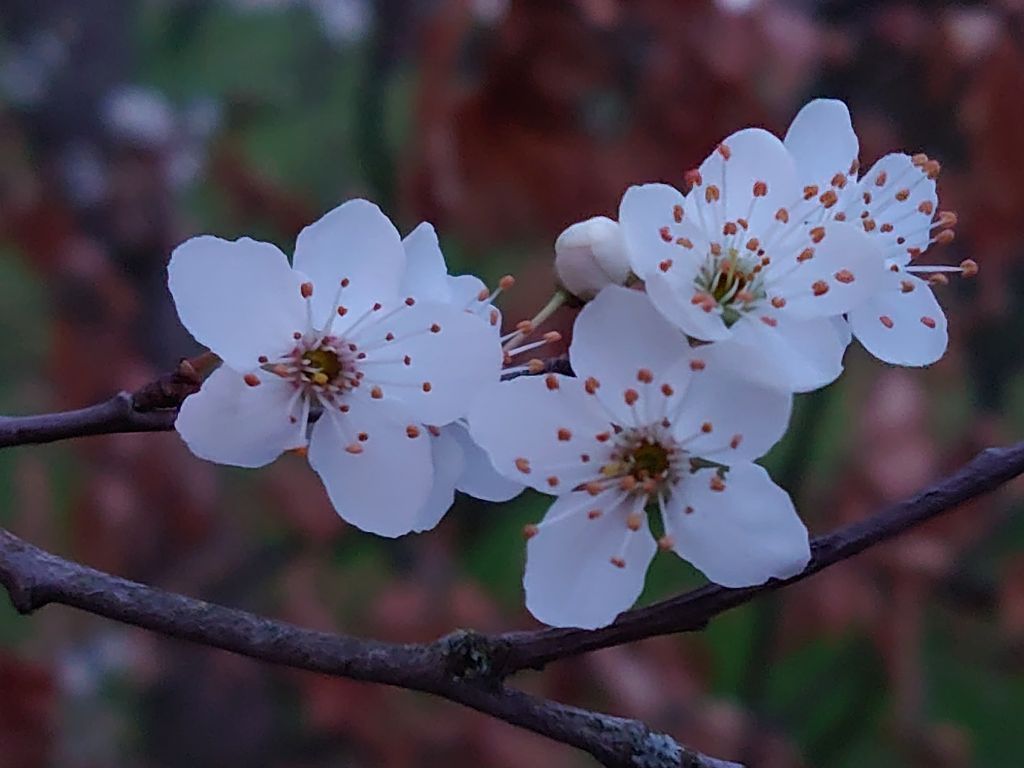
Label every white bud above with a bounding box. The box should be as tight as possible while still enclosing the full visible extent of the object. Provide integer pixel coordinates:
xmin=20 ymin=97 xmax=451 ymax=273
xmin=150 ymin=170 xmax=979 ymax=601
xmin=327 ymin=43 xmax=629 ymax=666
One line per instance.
xmin=554 ymin=216 xmax=631 ymax=301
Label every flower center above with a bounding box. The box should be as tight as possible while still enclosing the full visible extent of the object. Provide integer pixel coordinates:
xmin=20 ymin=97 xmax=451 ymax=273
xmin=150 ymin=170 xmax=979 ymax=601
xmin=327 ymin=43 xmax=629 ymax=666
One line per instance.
xmin=627 ymin=439 xmax=670 ymax=481
xmin=695 ymin=247 xmax=766 ymax=327
xmin=598 ymin=429 xmax=684 ymax=497
xmin=304 ymin=347 xmax=344 ymax=385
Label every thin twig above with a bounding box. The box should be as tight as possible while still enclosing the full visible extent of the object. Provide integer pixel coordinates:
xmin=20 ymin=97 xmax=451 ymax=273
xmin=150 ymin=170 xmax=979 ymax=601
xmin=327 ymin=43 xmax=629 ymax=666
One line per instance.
xmin=0 ymin=528 xmax=734 ymax=768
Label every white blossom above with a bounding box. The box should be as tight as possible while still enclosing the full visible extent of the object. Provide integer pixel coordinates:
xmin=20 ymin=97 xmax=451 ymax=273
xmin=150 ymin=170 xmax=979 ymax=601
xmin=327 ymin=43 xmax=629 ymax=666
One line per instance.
xmin=619 ymin=128 xmax=886 ymax=392
xmin=554 ymin=216 xmax=631 ymax=301
xmin=398 ymin=222 xmax=524 ymax=531
xmin=169 ymin=200 xmax=501 ymax=537
xmin=783 ymin=98 xmax=972 ymax=367
xmin=470 ymin=286 xmax=809 ymax=629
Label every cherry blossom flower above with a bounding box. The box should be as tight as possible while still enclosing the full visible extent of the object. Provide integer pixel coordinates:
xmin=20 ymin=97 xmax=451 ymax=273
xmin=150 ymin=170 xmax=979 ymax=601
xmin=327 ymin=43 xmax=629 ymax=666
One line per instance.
xmin=469 ymin=286 xmax=809 ymax=629
xmin=169 ymin=200 xmax=501 ymax=537
xmin=783 ymin=98 xmax=975 ymax=366
xmin=399 ymin=221 xmax=523 ymax=531
xmin=619 ymin=128 xmax=886 ymax=392
xmin=554 ymin=216 xmax=631 ymax=301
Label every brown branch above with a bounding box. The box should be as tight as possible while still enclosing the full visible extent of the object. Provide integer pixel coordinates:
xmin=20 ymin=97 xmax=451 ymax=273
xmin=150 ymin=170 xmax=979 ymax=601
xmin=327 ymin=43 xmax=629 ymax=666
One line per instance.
xmin=0 ymin=528 xmax=735 ymax=768
xmin=494 ymin=441 xmax=1024 ymax=673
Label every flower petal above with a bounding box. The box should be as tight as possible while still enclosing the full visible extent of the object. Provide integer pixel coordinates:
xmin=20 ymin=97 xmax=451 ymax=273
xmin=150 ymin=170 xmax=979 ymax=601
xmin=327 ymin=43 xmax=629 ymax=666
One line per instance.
xmin=619 ymin=183 xmax=709 ymax=276
xmin=167 ymin=236 xmax=307 ymax=370
xmin=293 ymin=199 xmax=405 ymax=327
xmin=851 ymin=153 xmax=937 ymax=261
xmin=848 ymin=271 xmax=947 ymax=366
xmin=525 ymin=491 xmax=657 ymax=629
xmin=175 ymin=365 xmax=305 ymax=468
xmin=664 ymin=463 xmax=809 ymax=588
xmin=400 ymin=221 xmax=451 ymax=302
xmin=768 ymin=221 xmax=887 ymax=319
xmin=569 ymin=285 xmax=693 ymax=423
xmin=691 ymin=127 xmax=799 ymax=232
xmin=784 ymin=99 xmax=859 ymax=192
xmin=356 ymin=300 xmax=502 ymax=425
xmin=448 ymin=422 xmax=525 ymax=502
xmin=468 ymin=376 xmax=611 ymax=494
xmin=702 ymin=311 xmax=849 ymax=392
xmin=665 ymin=358 xmax=793 ymax=461
xmin=308 ymin=393 xmax=433 ymax=537
xmin=412 ymin=427 xmax=466 ymax=533
xmin=644 ymin=268 xmax=733 ymax=342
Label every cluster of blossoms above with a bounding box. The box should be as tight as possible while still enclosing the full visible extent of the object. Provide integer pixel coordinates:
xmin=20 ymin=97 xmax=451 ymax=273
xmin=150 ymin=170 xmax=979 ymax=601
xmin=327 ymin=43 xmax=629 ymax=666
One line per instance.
xmin=169 ymin=100 xmax=974 ymax=629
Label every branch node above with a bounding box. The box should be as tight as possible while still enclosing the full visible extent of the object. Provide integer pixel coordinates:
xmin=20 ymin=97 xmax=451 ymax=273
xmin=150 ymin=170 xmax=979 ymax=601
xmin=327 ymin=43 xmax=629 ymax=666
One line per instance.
xmin=439 ymin=629 xmax=510 ymax=684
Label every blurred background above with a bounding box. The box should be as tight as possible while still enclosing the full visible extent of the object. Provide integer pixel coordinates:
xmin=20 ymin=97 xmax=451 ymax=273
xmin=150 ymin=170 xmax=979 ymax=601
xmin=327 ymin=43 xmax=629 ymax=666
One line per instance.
xmin=2 ymin=1 xmax=1024 ymax=766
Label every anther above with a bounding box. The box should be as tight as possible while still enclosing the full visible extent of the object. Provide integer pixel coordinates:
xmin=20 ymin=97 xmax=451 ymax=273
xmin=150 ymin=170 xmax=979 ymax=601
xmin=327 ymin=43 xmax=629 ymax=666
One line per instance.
xmin=690 ymin=359 xmax=706 ymax=371
xmin=659 ymin=227 xmax=673 ymax=243
xmin=406 ymin=425 xmax=421 ymax=438
xmin=624 ymin=389 xmax=639 ymax=406
xmin=960 ymin=259 xmax=978 ymax=277
xmin=676 ymin=237 xmax=693 ymax=248
xmin=619 ymin=476 xmax=637 ymax=492
xmin=337 ymin=305 xmax=348 ymax=316
xmin=812 ymin=280 xmax=829 ymax=296
xmin=345 ymin=443 xmax=364 ymax=455
xmin=880 ymin=223 xmax=893 ymax=232
xmin=661 ymin=383 xmax=674 ymax=397
xmin=912 ymin=153 xmax=929 ymax=167
xmin=385 ymin=332 xmax=395 ymax=341
xmin=430 ymin=323 xmax=441 ymax=333
xmin=831 ymin=173 xmax=847 ymax=188
xmin=928 ymin=273 xmax=949 ymax=286
xmin=422 ymin=382 xmax=432 ymax=392
xmin=523 ymin=524 xmax=539 ymax=540
xmin=710 ymin=243 xmax=722 ymax=256
xmin=637 ymin=368 xmax=654 ymax=383
xmin=545 ymin=374 xmax=560 ymax=390
xmin=596 ymin=432 xmax=611 ymax=442
xmin=547 ymin=476 xmax=559 ymax=488
xmin=403 ymin=355 xmax=412 ymax=366
xmin=673 ymin=204 xmax=684 ymax=223
xmin=515 ymin=458 xmax=532 ymax=474
xmin=543 ymin=331 xmax=562 ymax=344
xmin=490 ymin=309 xmax=499 ymax=326
xmin=895 ymin=189 xmax=910 ymax=202
xmin=918 ymin=200 xmax=934 ymax=215
xmin=358 ymin=432 xmax=369 ymax=442
xmin=880 ymin=315 xmax=894 ymax=328
xmin=709 ymin=475 xmax=726 ymax=492
xmin=427 ymin=425 xmax=441 ymax=436
xmin=500 ymin=275 xmax=516 ymax=290
xmin=477 ymin=287 xmax=490 ymax=302
xmin=797 ymin=247 xmax=814 ymax=263
xmin=775 ymin=208 xmax=789 ymax=223
xmin=875 ymin=171 xmax=887 ymax=186
xmin=803 ymin=185 xmax=819 ymax=200
xmin=934 ymin=229 xmax=955 ymax=245
xmin=585 ymin=482 xmax=603 ymax=496
xmin=924 ymin=160 xmax=941 ymax=179
xmin=819 ymin=190 xmax=838 ymax=208
xmin=588 ymin=509 xmax=602 ymax=520
xmin=371 ymin=386 xmax=383 ymax=399
xmin=517 ymin=320 xmax=534 ymax=334
xmin=701 ymin=421 xmax=713 ymax=433
xmin=761 ymin=316 xmax=778 ymax=327
xmin=258 ymin=355 xmax=268 ymax=364
xmin=771 ymin=296 xmax=786 ymax=308
xmin=730 ymin=434 xmax=743 ymax=449
xmin=717 ymin=142 xmax=731 ymax=159
xmin=557 ymin=428 xmax=572 ymax=441
xmin=835 ymin=269 xmax=855 ymax=284
xmin=659 ymin=259 xmax=673 ymax=272
xmin=585 ymin=377 xmax=600 ymax=394
xmin=626 ymin=512 xmax=643 ymax=532
xmin=528 ymin=359 xmax=545 ymax=374
xmin=244 ymin=373 xmax=261 ymax=387
xmin=658 ymin=536 xmax=675 ymax=552
xmin=920 ymin=316 xmax=937 ymax=329
xmin=705 ymin=185 xmax=721 ymax=203
xmin=341 ymin=278 xmax=350 ymax=287
xmin=610 ymin=557 xmax=626 ymax=569
xmin=300 ymin=282 xmax=314 ymax=299
xmin=753 ymin=180 xmax=768 ymax=197
xmin=745 ymin=238 xmax=760 ymax=251
xmin=900 ymin=280 xmax=915 ymax=293
xmin=723 ymin=221 xmax=738 ymax=236
xmin=684 ymin=169 xmax=703 ymax=188
xmin=810 ymin=226 xmax=826 ymax=243
xmin=936 ymin=210 xmax=958 ymax=228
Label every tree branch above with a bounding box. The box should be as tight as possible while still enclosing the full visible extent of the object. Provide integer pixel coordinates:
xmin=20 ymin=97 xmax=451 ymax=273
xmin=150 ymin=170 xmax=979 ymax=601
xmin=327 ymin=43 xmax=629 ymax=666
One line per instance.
xmin=0 ymin=528 xmax=735 ymax=768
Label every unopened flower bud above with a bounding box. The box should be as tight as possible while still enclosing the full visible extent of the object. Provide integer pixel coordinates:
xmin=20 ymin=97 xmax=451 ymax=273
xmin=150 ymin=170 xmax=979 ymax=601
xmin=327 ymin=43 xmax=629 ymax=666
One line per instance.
xmin=554 ymin=216 xmax=631 ymax=301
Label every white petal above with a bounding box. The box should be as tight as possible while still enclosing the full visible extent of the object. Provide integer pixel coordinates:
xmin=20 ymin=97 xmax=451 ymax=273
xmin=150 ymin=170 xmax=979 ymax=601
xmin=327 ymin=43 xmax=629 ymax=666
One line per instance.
xmin=308 ymin=393 xmax=433 ymax=537
xmin=400 ymin=221 xmax=451 ymax=302
xmin=691 ymin=127 xmax=799 ymax=232
xmin=664 ymin=463 xmax=809 ymax=588
xmin=569 ymin=285 xmax=692 ymax=423
xmin=412 ymin=427 xmax=465 ymax=532
xmin=644 ymin=269 xmax=733 ymax=342
xmin=619 ymin=183 xmax=709 ymax=276
xmin=702 ymin=312 xmax=849 ymax=392
xmin=448 ymin=422 xmax=525 ymax=502
xmin=768 ymin=221 xmax=887 ymax=318
xmin=525 ymin=492 xmax=657 ymax=629
xmin=850 ymin=153 xmax=937 ymax=261
xmin=468 ymin=376 xmax=611 ymax=494
xmin=784 ymin=99 xmax=859 ymax=191
xmin=167 ymin=236 xmax=307 ymax=370
xmin=293 ymin=199 xmax=405 ymax=326
xmin=848 ymin=271 xmax=948 ymax=366
xmin=356 ymin=300 xmax=502 ymax=425
xmin=665 ymin=358 xmax=793 ymax=460
xmin=175 ymin=365 xmax=304 ymax=468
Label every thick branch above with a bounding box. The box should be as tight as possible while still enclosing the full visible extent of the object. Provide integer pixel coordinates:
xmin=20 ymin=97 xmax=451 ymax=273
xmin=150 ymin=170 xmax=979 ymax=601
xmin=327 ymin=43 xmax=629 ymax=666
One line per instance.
xmin=496 ymin=441 xmax=1024 ymax=673
xmin=0 ymin=529 xmax=733 ymax=768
